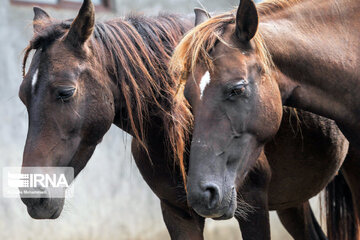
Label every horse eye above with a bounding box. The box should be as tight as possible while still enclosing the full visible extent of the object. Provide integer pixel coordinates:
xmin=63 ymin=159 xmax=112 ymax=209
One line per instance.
xmin=229 ymin=87 xmax=245 ymax=97
xmin=227 ymin=85 xmax=246 ymax=100
xmin=57 ymin=87 xmax=75 ymax=101
xmin=226 ymin=79 xmax=248 ymax=100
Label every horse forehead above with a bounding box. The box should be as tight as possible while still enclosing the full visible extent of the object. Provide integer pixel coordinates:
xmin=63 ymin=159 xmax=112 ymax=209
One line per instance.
xmin=213 ymin=53 xmax=248 ymax=78
xmin=46 ymin=53 xmax=82 ymax=76
xmin=213 ymin=42 xmax=249 ymax=67
xmin=22 ymin=50 xmax=41 ymax=90
xmin=46 ymin=42 xmax=81 ymax=64
xmin=199 ymin=71 xmax=211 ymax=99
xmin=31 ymin=69 xmax=39 ymax=90
xmin=34 ymin=57 xmax=80 ymax=86
xmin=50 ymin=51 xmax=79 ymax=65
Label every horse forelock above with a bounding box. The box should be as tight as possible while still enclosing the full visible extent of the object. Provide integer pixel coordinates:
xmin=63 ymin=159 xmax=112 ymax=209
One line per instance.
xmin=22 ymin=14 xmax=193 ymax=184
xmin=22 ymin=19 xmax=72 ymax=77
xmin=170 ymin=11 xmax=273 ymax=93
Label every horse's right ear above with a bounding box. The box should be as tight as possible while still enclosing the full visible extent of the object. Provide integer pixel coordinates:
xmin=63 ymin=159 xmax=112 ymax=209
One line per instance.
xmin=65 ymin=0 xmax=95 ymax=47
xmin=33 ymin=7 xmax=51 ymax=33
xmin=194 ymin=8 xmax=211 ymax=26
xmin=235 ymin=0 xmax=258 ymax=41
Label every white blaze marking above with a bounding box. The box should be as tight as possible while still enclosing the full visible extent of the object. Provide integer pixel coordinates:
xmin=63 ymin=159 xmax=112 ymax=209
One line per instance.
xmin=31 ymin=69 xmax=39 ymax=89
xmin=199 ymin=71 xmax=210 ymax=99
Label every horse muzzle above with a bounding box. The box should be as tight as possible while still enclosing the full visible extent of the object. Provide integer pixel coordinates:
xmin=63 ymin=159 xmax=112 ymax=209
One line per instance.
xmin=187 ymin=182 xmax=236 ymax=220
xmin=20 ymin=188 xmax=65 ymax=219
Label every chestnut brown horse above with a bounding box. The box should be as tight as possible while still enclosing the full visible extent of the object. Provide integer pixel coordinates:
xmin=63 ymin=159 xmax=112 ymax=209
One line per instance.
xmin=171 ymin=1 xmax=360 ymax=239
xmin=20 ymin=0 xmax=353 ymax=239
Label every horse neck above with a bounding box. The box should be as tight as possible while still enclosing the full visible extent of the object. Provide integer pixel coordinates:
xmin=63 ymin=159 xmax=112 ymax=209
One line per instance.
xmin=99 ymin=16 xmax=192 ymax=146
xmin=259 ymin=0 xmax=360 ymax=136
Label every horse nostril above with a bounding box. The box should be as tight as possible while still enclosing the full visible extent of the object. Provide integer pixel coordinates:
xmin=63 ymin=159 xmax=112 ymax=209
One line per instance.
xmin=203 ymin=183 xmax=221 ymax=210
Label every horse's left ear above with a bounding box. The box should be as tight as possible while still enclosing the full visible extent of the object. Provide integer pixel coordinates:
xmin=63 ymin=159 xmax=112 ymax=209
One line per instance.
xmin=235 ymin=0 xmax=258 ymax=41
xmin=65 ymin=0 xmax=95 ymax=47
xmin=194 ymin=8 xmax=211 ymax=26
xmin=33 ymin=7 xmax=51 ymax=33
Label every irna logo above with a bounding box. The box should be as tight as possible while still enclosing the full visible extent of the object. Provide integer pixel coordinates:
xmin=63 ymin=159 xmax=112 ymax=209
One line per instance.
xmin=8 ymin=173 xmax=69 ymax=188
xmin=3 ymin=167 xmax=74 ymax=198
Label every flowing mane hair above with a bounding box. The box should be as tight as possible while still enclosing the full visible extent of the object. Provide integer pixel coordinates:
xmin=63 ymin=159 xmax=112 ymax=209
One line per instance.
xmin=22 ymin=14 xmax=193 ymax=184
xmin=170 ymin=12 xmax=273 ymax=89
xmin=170 ymin=0 xmax=304 ymax=79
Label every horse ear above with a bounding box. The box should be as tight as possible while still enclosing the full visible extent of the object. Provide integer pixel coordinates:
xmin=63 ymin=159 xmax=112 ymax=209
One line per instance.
xmin=194 ymin=8 xmax=211 ymax=26
xmin=33 ymin=7 xmax=51 ymax=33
xmin=235 ymin=0 xmax=258 ymax=41
xmin=65 ymin=0 xmax=95 ymax=47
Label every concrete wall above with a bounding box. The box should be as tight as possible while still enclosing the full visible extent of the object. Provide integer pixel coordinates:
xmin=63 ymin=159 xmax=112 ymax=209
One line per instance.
xmin=0 ymin=0 xmax=319 ymax=239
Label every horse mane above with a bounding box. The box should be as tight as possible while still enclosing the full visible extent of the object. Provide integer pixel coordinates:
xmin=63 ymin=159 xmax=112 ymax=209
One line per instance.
xmin=257 ymin=0 xmax=301 ymax=16
xmin=23 ymin=14 xmax=193 ymax=184
xmin=170 ymin=0 xmax=305 ymax=78
xmin=170 ymin=11 xmax=273 ymax=87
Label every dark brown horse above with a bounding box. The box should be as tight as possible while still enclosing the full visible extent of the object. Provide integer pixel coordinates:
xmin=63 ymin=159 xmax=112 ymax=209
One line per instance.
xmin=19 ymin=1 xmax=354 ymax=239
xmin=20 ymin=0 xmax=194 ymax=222
xmin=171 ymin=2 xmax=358 ymax=239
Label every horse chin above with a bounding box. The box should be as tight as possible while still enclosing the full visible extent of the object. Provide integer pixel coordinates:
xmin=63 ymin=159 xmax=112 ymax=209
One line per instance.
xmin=212 ymin=190 xmax=237 ymax=220
xmin=23 ymin=198 xmax=65 ymax=219
xmin=212 ymin=202 xmax=236 ymax=220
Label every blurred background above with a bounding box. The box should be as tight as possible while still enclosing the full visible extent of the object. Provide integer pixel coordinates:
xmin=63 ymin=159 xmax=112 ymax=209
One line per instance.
xmin=0 ymin=0 xmax=322 ymax=239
